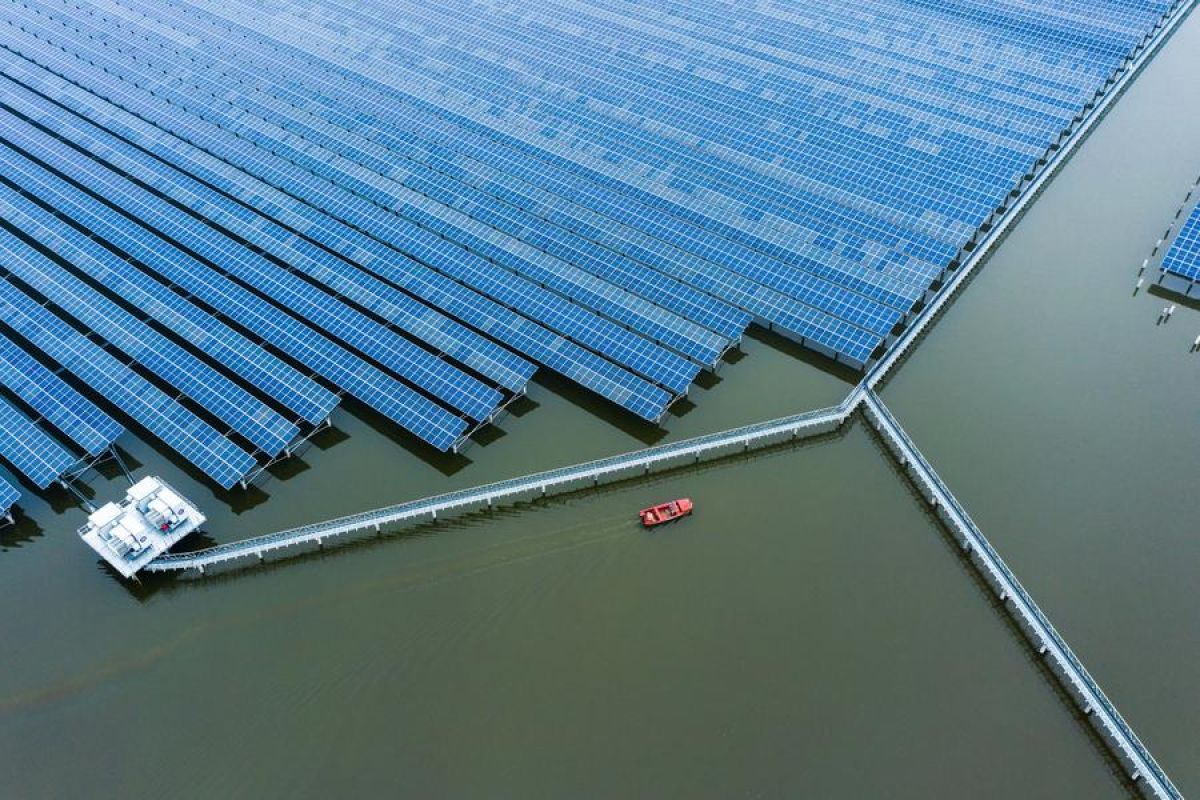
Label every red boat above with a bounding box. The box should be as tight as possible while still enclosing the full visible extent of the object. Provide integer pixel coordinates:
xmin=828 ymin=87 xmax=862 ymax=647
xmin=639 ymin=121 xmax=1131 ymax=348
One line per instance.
xmin=639 ymin=498 xmax=694 ymax=528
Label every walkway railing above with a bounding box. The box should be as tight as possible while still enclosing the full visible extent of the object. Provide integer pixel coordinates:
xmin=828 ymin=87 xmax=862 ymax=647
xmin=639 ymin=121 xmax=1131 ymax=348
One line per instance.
xmin=862 ymin=391 xmax=1181 ymax=800
xmin=866 ymin=0 xmax=1196 ymax=390
xmin=146 ymin=398 xmax=853 ymax=573
xmin=137 ymin=7 xmax=1193 ymax=795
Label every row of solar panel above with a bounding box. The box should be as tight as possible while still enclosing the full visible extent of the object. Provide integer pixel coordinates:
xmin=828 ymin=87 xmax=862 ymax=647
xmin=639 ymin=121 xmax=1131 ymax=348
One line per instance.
xmin=1161 ymin=203 xmax=1200 ymax=284
xmin=51 ymin=0 xmax=1166 ymax=362
xmin=0 ymin=2 xmax=724 ymax=491
xmin=1 ymin=0 xmax=885 ymax=367
xmin=0 ymin=324 xmax=123 ymax=503
xmin=177 ymin=0 xmax=1051 ymax=272
xmin=0 ymin=68 xmax=720 ymax=407
xmin=0 ymin=0 xmax=1177 ymax=500
xmin=0 ymin=57 xmax=677 ymax=419
xmin=0 ymin=16 xmax=725 ymax=387
xmin=54 ymin=0 xmax=902 ymax=350
xmin=0 ymin=276 xmax=257 ymax=488
xmin=2 ymin=16 xmax=729 ymax=381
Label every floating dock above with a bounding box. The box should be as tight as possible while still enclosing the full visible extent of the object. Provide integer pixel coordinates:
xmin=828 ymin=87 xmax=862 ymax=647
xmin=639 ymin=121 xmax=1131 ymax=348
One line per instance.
xmin=79 ymin=477 xmax=206 ymax=579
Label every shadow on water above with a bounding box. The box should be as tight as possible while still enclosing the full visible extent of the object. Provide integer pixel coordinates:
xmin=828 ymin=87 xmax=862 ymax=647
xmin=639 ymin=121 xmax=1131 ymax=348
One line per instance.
xmin=0 ymin=511 xmax=44 ymax=550
xmin=1148 ymin=283 xmax=1200 ymax=311
xmin=265 ymin=455 xmax=312 ymax=483
xmin=343 ymin=396 xmax=473 ymax=477
xmin=44 ymin=482 xmax=88 ymax=515
xmin=860 ymin=423 xmax=1141 ymax=800
xmin=692 ymin=369 xmax=722 ymax=391
xmin=469 ymin=422 xmax=508 ymax=448
xmin=504 ymin=392 xmax=540 ymax=418
xmin=530 ymin=370 xmax=668 ymax=446
xmin=92 ymin=445 xmax=143 ymax=481
xmin=742 ymin=326 xmax=861 ymax=384
xmin=308 ymin=423 xmax=351 ymax=451
xmin=110 ymin=421 xmax=853 ymax=598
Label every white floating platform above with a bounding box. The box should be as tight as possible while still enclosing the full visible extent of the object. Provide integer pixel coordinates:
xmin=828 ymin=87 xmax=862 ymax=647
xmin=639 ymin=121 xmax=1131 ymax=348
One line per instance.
xmin=79 ymin=477 xmax=206 ymax=579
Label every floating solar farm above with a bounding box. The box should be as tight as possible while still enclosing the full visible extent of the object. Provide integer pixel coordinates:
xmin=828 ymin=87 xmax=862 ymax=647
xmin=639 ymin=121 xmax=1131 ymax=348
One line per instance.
xmin=1159 ymin=199 xmax=1200 ymax=294
xmin=0 ymin=0 xmax=1187 ymax=518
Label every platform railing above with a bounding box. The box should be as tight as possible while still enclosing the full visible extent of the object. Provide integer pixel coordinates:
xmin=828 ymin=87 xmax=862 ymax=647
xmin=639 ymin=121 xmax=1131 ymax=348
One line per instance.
xmin=862 ymin=391 xmax=1181 ymax=800
xmin=146 ymin=398 xmax=853 ymax=572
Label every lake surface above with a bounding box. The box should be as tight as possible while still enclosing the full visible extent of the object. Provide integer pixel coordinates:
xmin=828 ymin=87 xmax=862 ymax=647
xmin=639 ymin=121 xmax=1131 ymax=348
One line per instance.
xmin=2 ymin=9 xmax=1199 ymax=799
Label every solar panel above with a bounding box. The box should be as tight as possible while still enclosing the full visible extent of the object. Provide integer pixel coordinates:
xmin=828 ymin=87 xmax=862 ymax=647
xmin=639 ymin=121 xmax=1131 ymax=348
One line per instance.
xmin=112 ymin=1 xmax=912 ymax=331
xmin=78 ymin=3 xmax=755 ymax=350
xmin=0 ymin=154 xmax=337 ymax=428
xmin=0 ymin=112 xmax=504 ymax=424
xmin=0 ymin=28 xmax=702 ymax=394
xmin=1161 ymin=203 xmax=1200 ymax=286
xmin=0 ymin=277 xmax=257 ymax=489
xmin=0 ymin=202 xmax=301 ymax=457
xmin=0 ymin=129 xmax=469 ymax=451
xmin=0 ymin=0 xmax=1176 ymax=393
xmin=87 ymin=2 xmax=894 ymax=340
xmin=50 ymin=3 xmax=739 ymax=366
xmin=86 ymin=0 xmax=1161 ymax=364
xmin=0 ymin=330 xmax=123 ymax=456
xmin=2 ymin=77 xmax=536 ymax=393
xmin=220 ymin=37 xmax=921 ymax=318
xmin=0 ymin=392 xmax=76 ymax=489
xmin=0 ymin=57 xmax=673 ymax=420
xmin=0 ymin=475 xmax=18 ymax=518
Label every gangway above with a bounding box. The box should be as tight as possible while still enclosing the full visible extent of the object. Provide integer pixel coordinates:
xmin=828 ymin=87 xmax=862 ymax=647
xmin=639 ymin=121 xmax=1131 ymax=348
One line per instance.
xmin=145 ymin=399 xmax=851 ymax=573
xmin=862 ymin=391 xmax=1181 ymax=800
xmin=116 ymin=5 xmax=1193 ymax=794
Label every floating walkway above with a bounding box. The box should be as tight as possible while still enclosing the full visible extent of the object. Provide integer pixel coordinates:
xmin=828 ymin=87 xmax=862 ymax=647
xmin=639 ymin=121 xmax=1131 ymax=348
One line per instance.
xmin=131 ymin=6 xmax=1192 ymax=795
xmin=862 ymin=391 xmax=1181 ymax=800
xmin=145 ymin=400 xmax=852 ymax=573
xmin=146 ymin=387 xmax=1186 ymax=799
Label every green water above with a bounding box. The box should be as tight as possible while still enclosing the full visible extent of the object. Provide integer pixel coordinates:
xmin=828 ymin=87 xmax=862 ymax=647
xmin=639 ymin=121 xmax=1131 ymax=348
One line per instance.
xmin=2 ymin=11 xmax=1199 ymax=799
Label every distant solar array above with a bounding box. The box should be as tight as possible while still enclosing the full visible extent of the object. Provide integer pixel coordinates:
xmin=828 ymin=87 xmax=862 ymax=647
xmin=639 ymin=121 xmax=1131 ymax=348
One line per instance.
xmin=1160 ymin=201 xmax=1200 ymax=293
xmin=0 ymin=0 xmax=1184 ymax=515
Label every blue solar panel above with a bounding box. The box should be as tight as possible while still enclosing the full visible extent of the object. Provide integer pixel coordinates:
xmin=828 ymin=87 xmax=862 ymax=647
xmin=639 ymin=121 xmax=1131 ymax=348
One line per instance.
xmin=82 ymin=0 xmax=1161 ymax=360
xmin=1 ymin=77 xmax=537 ymax=394
xmin=1161 ymin=203 xmax=1200 ymax=286
xmin=0 ymin=0 xmax=1177 ymax=397
xmin=0 ymin=152 xmax=337 ymax=427
xmin=0 ymin=121 xmax=504 ymax=426
xmin=88 ymin=0 xmax=912 ymax=338
xmin=0 ymin=29 xmax=702 ymax=394
xmin=0 ymin=393 xmax=76 ymax=489
xmin=37 ymin=4 xmax=739 ymax=366
xmin=74 ymin=1 xmax=884 ymax=341
xmin=0 ymin=330 xmax=123 ymax=457
xmin=0 ymin=200 xmax=301 ymax=457
xmin=0 ymin=128 xmax=469 ymax=450
xmin=0 ymin=58 xmax=673 ymax=421
xmin=0 ymin=277 xmax=257 ymax=489
xmin=0 ymin=475 xmax=18 ymax=518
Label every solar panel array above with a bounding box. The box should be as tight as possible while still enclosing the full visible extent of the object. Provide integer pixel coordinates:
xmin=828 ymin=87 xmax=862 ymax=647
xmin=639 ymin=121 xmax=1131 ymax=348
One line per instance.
xmin=0 ymin=330 xmax=122 ymax=456
xmin=0 ymin=475 xmax=18 ymax=519
xmin=1161 ymin=202 xmax=1200 ymax=289
xmin=0 ymin=0 xmax=1182 ymax=504
xmin=0 ymin=392 xmax=76 ymax=489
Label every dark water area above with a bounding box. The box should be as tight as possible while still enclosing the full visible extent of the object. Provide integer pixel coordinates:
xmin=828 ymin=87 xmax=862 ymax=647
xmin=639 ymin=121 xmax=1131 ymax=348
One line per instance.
xmin=2 ymin=10 xmax=1199 ymax=799
xmin=0 ymin=427 xmax=1125 ymax=799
